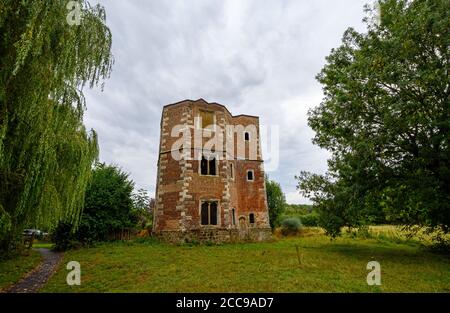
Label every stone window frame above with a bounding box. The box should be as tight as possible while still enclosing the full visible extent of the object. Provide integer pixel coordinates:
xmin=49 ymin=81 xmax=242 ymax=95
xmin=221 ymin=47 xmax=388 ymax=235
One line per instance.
xmin=199 ymin=151 xmax=219 ymax=177
xmin=196 ymin=109 xmax=217 ymax=132
xmin=246 ymin=169 xmax=255 ymax=182
xmin=199 ymin=199 xmax=221 ymax=227
xmin=238 ymin=215 xmax=247 ymax=228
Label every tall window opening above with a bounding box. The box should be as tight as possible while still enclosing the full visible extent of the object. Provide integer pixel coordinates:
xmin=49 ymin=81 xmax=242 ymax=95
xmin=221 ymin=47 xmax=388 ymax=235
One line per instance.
xmin=230 ymin=163 xmax=234 ymax=179
xmin=201 ymin=155 xmax=217 ymax=176
xmin=231 ymin=208 xmax=236 ymax=225
xmin=249 ymin=213 xmax=255 ymax=224
xmin=201 ymin=201 xmax=218 ymax=225
xmin=244 ymin=132 xmax=250 ymax=141
xmin=247 ymin=170 xmax=254 ymax=181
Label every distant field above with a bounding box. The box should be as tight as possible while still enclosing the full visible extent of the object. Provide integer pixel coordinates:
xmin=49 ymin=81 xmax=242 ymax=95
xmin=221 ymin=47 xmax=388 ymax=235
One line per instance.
xmin=41 ymin=230 xmax=450 ymax=293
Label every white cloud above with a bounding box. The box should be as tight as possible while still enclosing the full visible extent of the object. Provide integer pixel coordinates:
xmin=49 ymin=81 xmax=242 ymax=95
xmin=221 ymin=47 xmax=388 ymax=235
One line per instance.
xmin=285 ymin=191 xmax=311 ymax=205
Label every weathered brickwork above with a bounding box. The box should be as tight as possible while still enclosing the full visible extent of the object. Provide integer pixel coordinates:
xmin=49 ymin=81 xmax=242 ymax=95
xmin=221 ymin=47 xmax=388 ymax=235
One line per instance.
xmin=153 ymin=99 xmax=271 ymax=243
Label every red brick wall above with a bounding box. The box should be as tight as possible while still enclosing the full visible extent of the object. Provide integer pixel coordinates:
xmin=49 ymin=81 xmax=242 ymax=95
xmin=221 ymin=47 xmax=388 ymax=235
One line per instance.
xmin=153 ymin=99 xmax=270 ymax=238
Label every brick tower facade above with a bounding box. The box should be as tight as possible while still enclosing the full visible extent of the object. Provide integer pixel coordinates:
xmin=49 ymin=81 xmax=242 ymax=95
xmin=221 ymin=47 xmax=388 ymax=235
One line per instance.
xmin=153 ymin=99 xmax=271 ymax=243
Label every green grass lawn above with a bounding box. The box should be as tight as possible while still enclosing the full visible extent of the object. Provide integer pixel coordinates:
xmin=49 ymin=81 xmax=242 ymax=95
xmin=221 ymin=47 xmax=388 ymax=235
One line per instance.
xmin=32 ymin=242 xmax=54 ymax=249
xmin=0 ymin=250 xmax=42 ymax=291
xmin=41 ymin=234 xmax=450 ymax=293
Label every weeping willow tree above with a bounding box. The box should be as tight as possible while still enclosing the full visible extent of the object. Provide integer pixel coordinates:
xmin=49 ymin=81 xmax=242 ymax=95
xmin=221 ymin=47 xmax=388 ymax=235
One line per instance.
xmin=0 ymin=1 xmax=113 ymax=252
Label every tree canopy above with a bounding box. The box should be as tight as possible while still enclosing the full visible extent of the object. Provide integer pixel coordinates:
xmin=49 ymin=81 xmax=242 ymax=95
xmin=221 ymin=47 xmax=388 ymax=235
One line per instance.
xmin=297 ymin=0 xmax=449 ymax=238
xmin=0 ymin=1 xmax=113 ymax=252
xmin=76 ymin=163 xmax=136 ymax=243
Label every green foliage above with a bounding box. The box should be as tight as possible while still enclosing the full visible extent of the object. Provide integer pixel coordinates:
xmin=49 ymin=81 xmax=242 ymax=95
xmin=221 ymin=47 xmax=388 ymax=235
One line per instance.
xmin=299 ymin=212 xmax=320 ymax=227
xmin=78 ymin=163 xmax=136 ymax=242
xmin=280 ymin=204 xmax=319 ymax=227
xmin=265 ymin=175 xmax=286 ymax=229
xmin=284 ymin=204 xmax=313 ymax=215
xmin=52 ymin=163 xmax=136 ymax=250
xmin=51 ymin=222 xmax=81 ymax=251
xmin=132 ymin=188 xmax=153 ymax=230
xmin=0 ymin=1 xmax=113 ymax=252
xmin=280 ymin=217 xmax=302 ymax=236
xmin=297 ymin=0 xmax=450 ymax=238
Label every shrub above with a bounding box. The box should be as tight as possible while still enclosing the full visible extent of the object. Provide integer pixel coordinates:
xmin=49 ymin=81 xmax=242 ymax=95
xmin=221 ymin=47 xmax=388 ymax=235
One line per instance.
xmin=299 ymin=212 xmax=319 ymax=227
xmin=80 ymin=163 xmax=136 ymax=242
xmin=265 ymin=176 xmax=286 ymax=229
xmin=281 ymin=217 xmax=302 ymax=236
xmin=51 ymin=222 xmax=82 ymax=251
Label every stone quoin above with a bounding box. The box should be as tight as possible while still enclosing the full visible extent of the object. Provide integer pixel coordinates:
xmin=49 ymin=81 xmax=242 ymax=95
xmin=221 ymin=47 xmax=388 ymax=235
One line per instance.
xmin=152 ymin=99 xmax=271 ymax=243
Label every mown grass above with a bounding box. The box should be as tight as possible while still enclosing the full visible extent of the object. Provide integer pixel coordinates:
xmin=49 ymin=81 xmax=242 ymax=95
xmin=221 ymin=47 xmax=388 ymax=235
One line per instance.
xmin=0 ymin=250 xmax=42 ymax=292
xmin=32 ymin=242 xmax=54 ymax=249
xmin=41 ymin=232 xmax=450 ymax=293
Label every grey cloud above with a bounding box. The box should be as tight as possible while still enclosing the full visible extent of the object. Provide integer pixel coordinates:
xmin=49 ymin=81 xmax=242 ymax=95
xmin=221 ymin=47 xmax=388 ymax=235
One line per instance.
xmin=85 ymin=0 xmax=367 ymax=203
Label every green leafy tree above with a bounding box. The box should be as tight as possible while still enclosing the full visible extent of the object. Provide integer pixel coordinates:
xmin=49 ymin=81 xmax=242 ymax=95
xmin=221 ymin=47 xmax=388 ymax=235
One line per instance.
xmin=284 ymin=204 xmax=313 ymax=216
xmin=297 ymin=0 xmax=449 ymax=238
xmin=0 ymin=1 xmax=113 ymax=252
xmin=265 ymin=175 xmax=286 ymax=229
xmin=133 ymin=188 xmax=151 ymax=212
xmin=75 ymin=163 xmax=136 ymax=243
xmin=132 ymin=188 xmax=153 ymax=230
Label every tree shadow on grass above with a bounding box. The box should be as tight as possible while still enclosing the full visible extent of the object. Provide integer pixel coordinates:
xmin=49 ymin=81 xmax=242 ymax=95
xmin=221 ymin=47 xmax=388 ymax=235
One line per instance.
xmin=314 ymin=241 xmax=450 ymax=265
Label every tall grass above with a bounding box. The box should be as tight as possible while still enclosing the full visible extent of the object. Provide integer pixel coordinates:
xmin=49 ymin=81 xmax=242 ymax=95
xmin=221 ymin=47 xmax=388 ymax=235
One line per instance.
xmin=346 ymin=225 xmax=450 ymax=249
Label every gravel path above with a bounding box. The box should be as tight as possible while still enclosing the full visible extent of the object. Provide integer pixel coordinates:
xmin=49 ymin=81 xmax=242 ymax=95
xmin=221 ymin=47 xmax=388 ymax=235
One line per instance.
xmin=7 ymin=248 xmax=63 ymax=293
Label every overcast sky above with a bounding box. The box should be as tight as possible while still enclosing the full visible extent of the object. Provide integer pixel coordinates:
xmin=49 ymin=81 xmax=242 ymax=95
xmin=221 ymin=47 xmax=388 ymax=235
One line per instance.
xmin=84 ymin=0 xmax=369 ymax=204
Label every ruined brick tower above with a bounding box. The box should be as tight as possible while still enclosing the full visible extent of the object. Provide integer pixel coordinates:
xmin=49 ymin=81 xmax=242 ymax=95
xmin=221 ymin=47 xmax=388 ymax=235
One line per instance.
xmin=153 ymin=99 xmax=271 ymax=243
